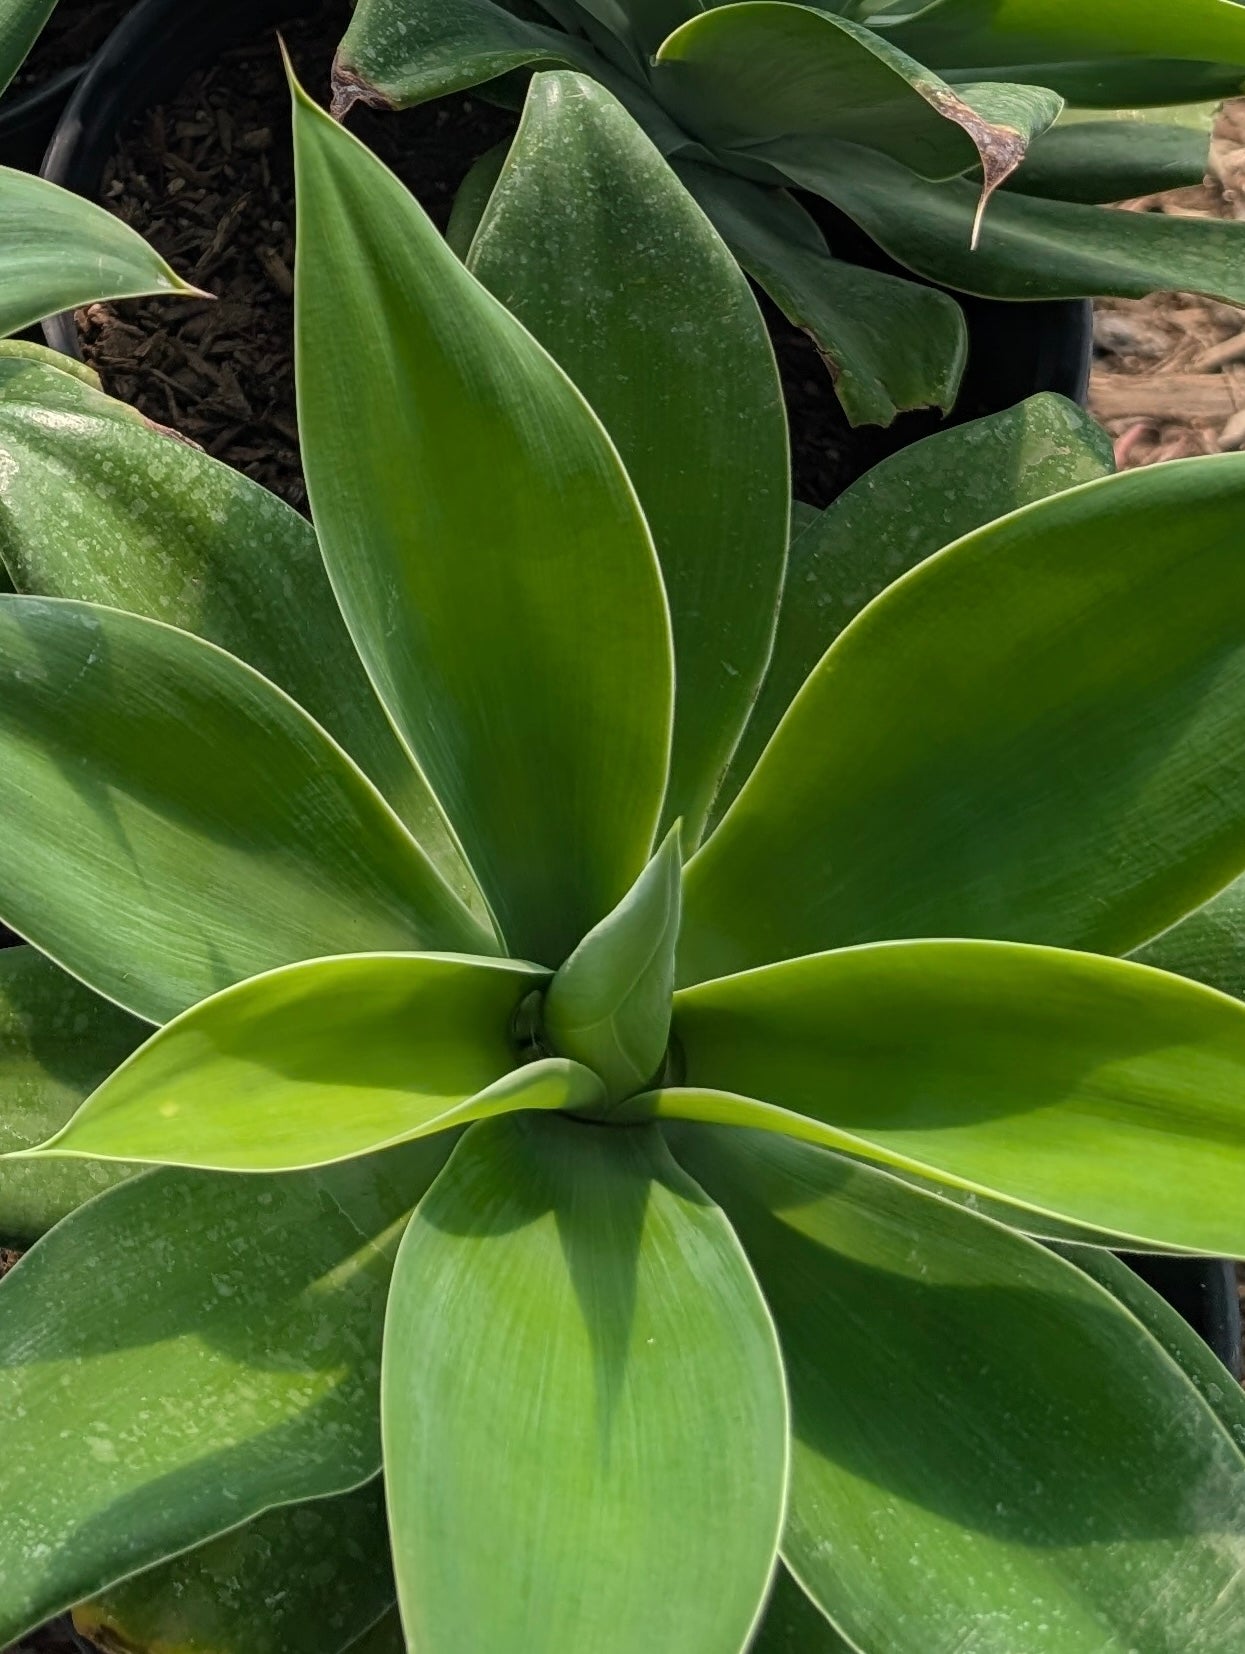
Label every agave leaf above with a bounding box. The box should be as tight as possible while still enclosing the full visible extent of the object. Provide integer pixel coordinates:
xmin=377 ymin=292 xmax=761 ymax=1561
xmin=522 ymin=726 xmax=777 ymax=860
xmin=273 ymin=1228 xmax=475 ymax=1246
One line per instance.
xmin=469 ymin=74 xmax=787 ymax=847
xmin=716 ymin=393 xmax=1113 ymax=823
xmin=1007 ymin=104 xmax=1217 ymax=203
xmin=658 ymin=939 xmax=1245 ymax=1254
xmin=0 ymin=0 xmax=55 ymax=96
xmin=293 ymin=74 xmax=673 ymax=966
xmin=1132 ymin=877 xmax=1245 ymax=1001
xmin=0 ymin=338 xmax=102 ymax=388
xmin=654 ymin=2 xmax=1062 ymax=215
xmin=32 ymin=953 xmax=604 ymax=1172
xmin=0 ymin=358 xmax=479 ymax=911
xmin=677 ymin=162 xmax=967 ymax=426
xmin=0 ymin=596 xmax=489 ymax=1024
xmin=0 ymin=167 xmax=201 ymax=339
xmin=751 ymin=1568 xmax=857 ymax=1654
xmin=76 ymin=1483 xmax=395 ymax=1654
xmin=445 ymin=139 xmax=510 ymax=259
xmin=382 ymin=1112 xmax=788 ymax=1654
xmin=342 ymin=1608 xmax=405 ymax=1654
xmin=544 ymin=826 xmax=681 ymax=1103
xmin=681 ymin=456 xmax=1245 ymax=982
xmin=331 ymin=0 xmax=585 ymax=116
xmin=673 ymin=1125 xmax=1245 ymax=1654
xmin=0 ymin=945 xmax=142 ymax=1246
xmin=0 ymin=1138 xmax=451 ymax=1645
xmin=776 ymin=138 xmax=1245 ymax=304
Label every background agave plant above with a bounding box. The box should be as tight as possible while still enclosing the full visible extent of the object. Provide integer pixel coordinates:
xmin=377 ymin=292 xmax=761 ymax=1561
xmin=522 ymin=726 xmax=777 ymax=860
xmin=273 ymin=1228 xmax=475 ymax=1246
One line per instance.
xmin=332 ymin=0 xmax=1245 ymax=427
xmin=3 ymin=62 xmax=1245 ymax=1654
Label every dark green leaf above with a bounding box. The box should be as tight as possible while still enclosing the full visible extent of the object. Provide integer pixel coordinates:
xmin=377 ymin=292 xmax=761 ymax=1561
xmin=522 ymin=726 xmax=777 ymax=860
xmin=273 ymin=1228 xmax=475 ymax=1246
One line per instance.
xmin=0 ymin=945 xmax=142 ymax=1247
xmin=681 ymin=457 xmax=1245 ymax=982
xmin=0 ymin=596 xmax=488 ymax=1023
xmin=37 ymin=953 xmax=602 ymax=1171
xmin=673 ymin=1125 xmax=1245 ymax=1654
xmin=717 ymin=392 xmax=1114 ymax=821
xmin=0 ymin=357 xmax=478 ymax=910
xmin=468 ymin=74 xmax=787 ymax=845
xmin=662 ymin=938 xmax=1245 ymax=1253
xmin=750 ymin=1567 xmax=856 ymax=1654
xmin=383 ymin=1112 xmax=787 ymax=1654
xmin=1007 ymin=107 xmax=1215 ymax=203
xmin=0 ymin=1138 xmax=451 ymax=1644
xmin=293 ymin=74 xmax=673 ymax=966
xmin=1131 ymin=876 xmax=1245 ymax=1002
xmin=76 ymin=1483 xmax=395 ymax=1654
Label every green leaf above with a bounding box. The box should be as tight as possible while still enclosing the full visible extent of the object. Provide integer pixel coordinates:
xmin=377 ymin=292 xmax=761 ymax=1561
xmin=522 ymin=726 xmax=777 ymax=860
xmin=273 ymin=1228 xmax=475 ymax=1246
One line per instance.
xmin=1132 ymin=877 xmax=1245 ymax=1001
xmin=35 ymin=953 xmax=603 ymax=1171
xmin=1007 ymin=105 xmax=1216 ymax=203
xmin=445 ymin=139 xmax=509 ymax=260
xmin=672 ymin=1125 xmax=1245 ymax=1654
xmin=0 ymin=595 xmax=489 ymax=1024
xmin=716 ymin=392 xmax=1114 ymax=823
xmin=678 ymin=162 xmax=968 ymax=426
xmin=660 ymin=938 xmax=1245 ymax=1253
xmin=382 ymin=1112 xmax=788 ymax=1654
xmin=0 ymin=1138 xmax=451 ymax=1645
xmin=292 ymin=73 xmax=673 ymax=966
xmin=0 ymin=338 xmax=102 ymax=389
xmin=331 ymin=0 xmax=585 ymax=116
xmin=0 ymin=357 xmax=479 ymax=912
xmin=0 ymin=0 xmax=55 ymax=96
xmin=468 ymin=74 xmax=787 ymax=847
xmin=776 ymin=138 xmax=1245 ymax=305
xmin=680 ymin=457 xmax=1245 ymax=982
xmin=0 ymin=945 xmax=143 ymax=1247
xmin=654 ymin=3 xmax=1061 ymax=211
xmin=0 ymin=167 xmax=200 ymax=340
xmin=76 ymin=1483 xmax=395 ymax=1654
xmin=341 ymin=1609 xmax=405 ymax=1654
xmin=751 ymin=1568 xmax=856 ymax=1654
xmin=544 ymin=826 xmax=681 ymax=1104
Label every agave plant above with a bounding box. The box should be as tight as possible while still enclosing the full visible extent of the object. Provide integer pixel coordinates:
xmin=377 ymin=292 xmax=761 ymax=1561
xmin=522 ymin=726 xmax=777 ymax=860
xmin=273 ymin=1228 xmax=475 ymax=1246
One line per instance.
xmin=332 ymin=0 xmax=1245 ymax=427
xmin=4 ymin=64 xmax=1245 ymax=1654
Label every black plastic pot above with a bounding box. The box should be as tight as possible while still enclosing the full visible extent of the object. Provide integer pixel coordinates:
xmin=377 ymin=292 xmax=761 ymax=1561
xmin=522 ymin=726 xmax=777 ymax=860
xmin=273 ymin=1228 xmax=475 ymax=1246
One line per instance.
xmin=0 ymin=64 xmax=84 ymax=172
xmin=35 ymin=0 xmax=1240 ymax=1382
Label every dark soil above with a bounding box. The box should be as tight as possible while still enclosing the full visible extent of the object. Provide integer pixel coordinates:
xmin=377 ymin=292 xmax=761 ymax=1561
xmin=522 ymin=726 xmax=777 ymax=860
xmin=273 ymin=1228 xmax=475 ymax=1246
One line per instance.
xmin=72 ymin=0 xmax=866 ymax=509
xmin=9 ymin=0 xmax=130 ymax=93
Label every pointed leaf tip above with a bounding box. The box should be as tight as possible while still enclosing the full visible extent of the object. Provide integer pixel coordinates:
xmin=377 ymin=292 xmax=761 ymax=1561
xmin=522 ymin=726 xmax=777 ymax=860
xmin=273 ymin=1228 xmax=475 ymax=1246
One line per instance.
xmin=544 ymin=824 xmax=682 ymax=1103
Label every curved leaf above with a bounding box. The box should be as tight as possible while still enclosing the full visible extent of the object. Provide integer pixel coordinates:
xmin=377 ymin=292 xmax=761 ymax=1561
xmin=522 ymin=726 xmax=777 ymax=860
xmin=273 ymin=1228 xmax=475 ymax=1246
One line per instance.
xmin=1007 ymin=107 xmax=1216 ymax=204
xmin=35 ymin=953 xmax=603 ymax=1171
xmin=662 ymin=938 xmax=1245 ymax=1254
xmin=673 ymin=1125 xmax=1245 ymax=1654
xmin=0 ymin=596 xmax=488 ymax=1024
xmin=468 ymin=73 xmax=788 ymax=847
xmin=0 ymin=357 xmax=479 ymax=911
xmin=331 ymin=0 xmax=583 ymax=116
xmin=0 ymin=1138 xmax=451 ymax=1645
xmin=0 ymin=945 xmax=142 ymax=1247
xmin=293 ymin=74 xmax=673 ymax=965
xmin=76 ymin=1483 xmax=395 ymax=1654
xmin=1131 ymin=875 xmax=1245 ymax=1002
xmin=655 ymin=3 xmax=1061 ymax=204
xmin=0 ymin=0 xmax=56 ymax=96
xmin=751 ymin=1567 xmax=857 ymax=1654
xmin=0 ymin=167 xmax=199 ymax=340
xmin=717 ymin=392 xmax=1114 ymax=821
xmin=545 ymin=826 xmax=681 ymax=1104
xmin=681 ymin=457 xmax=1245 ymax=982
xmin=382 ymin=1112 xmax=788 ymax=1654
xmin=679 ymin=158 xmax=968 ymax=428
xmin=781 ymin=138 xmax=1245 ymax=305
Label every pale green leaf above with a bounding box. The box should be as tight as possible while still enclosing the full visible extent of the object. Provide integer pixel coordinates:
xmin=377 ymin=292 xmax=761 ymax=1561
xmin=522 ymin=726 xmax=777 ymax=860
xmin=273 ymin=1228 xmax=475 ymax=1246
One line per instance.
xmin=0 ymin=167 xmax=199 ymax=340
xmin=0 ymin=1138 xmax=451 ymax=1645
xmin=34 ymin=953 xmax=603 ymax=1171
xmin=0 ymin=945 xmax=142 ymax=1246
xmin=77 ymin=1483 xmax=395 ymax=1654
xmin=0 ymin=338 xmax=101 ymax=388
xmin=660 ymin=939 xmax=1245 ymax=1254
xmin=383 ymin=1112 xmax=788 ymax=1654
xmin=716 ymin=392 xmax=1114 ymax=822
xmin=469 ymin=74 xmax=787 ymax=846
xmin=0 ymin=0 xmax=55 ymax=96
xmin=673 ymin=1125 xmax=1245 ymax=1654
xmin=681 ymin=457 xmax=1245 ymax=982
xmin=545 ymin=826 xmax=681 ymax=1103
xmin=0 ymin=596 xmax=489 ymax=1024
xmin=293 ymin=74 xmax=673 ymax=966
xmin=678 ymin=162 xmax=967 ymax=426
xmin=0 ymin=357 xmax=480 ymax=912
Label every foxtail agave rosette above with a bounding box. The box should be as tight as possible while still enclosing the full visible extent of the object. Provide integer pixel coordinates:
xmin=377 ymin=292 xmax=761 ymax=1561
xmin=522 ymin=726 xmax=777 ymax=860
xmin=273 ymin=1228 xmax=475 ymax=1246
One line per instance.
xmin=1 ymin=65 xmax=1245 ymax=1654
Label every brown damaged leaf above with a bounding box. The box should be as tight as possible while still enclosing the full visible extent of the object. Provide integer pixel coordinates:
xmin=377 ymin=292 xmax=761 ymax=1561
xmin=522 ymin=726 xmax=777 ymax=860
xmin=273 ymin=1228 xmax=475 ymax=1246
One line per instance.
xmin=330 ymin=54 xmax=398 ymax=122
xmin=923 ymin=86 xmax=1032 ymax=248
